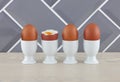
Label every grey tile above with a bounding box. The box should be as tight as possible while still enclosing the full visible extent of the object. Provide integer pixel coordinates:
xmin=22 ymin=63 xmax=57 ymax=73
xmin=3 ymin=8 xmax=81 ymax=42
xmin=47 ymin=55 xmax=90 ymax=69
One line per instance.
xmin=0 ymin=12 xmax=21 ymax=52
xmin=102 ymin=0 xmax=120 ymax=27
xmin=0 ymin=0 xmax=10 ymax=10
xmin=54 ymin=0 xmax=105 ymax=27
xmin=6 ymin=0 xmax=65 ymax=51
xmin=78 ymin=11 xmax=120 ymax=52
xmin=44 ymin=0 xmax=58 ymax=7
xmin=106 ymin=37 xmax=120 ymax=52
xmin=10 ymin=42 xmax=21 ymax=52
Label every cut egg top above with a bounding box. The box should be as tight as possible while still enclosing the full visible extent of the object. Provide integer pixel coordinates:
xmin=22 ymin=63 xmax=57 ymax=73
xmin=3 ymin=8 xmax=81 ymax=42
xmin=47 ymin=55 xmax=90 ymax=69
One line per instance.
xmin=41 ymin=29 xmax=58 ymax=40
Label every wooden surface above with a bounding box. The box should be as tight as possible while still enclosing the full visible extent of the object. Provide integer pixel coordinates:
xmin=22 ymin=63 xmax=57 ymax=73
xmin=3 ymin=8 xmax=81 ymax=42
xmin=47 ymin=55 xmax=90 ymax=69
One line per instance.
xmin=0 ymin=53 xmax=120 ymax=82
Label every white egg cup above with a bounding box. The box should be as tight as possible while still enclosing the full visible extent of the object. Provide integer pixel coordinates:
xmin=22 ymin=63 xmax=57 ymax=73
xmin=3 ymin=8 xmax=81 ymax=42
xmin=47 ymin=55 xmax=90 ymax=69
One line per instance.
xmin=63 ymin=40 xmax=78 ymax=64
xmin=84 ymin=40 xmax=100 ymax=64
xmin=42 ymin=40 xmax=58 ymax=64
xmin=21 ymin=40 xmax=37 ymax=64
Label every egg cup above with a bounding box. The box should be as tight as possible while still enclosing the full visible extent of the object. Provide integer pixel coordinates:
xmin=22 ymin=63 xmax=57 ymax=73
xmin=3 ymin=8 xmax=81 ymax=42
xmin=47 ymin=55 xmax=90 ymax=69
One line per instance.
xmin=42 ymin=40 xmax=58 ymax=64
xmin=84 ymin=40 xmax=100 ymax=64
xmin=63 ymin=40 xmax=78 ymax=64
xmin=21 ymin=40 xmax=37 ymax=64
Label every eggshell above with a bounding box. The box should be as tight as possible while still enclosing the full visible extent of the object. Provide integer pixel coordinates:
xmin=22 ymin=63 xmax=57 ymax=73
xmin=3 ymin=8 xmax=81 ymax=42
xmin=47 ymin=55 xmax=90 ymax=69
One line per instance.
xmin=62 ymin=24 xmax=78 ymax=41
xmin=41 ymin=30 xmax=58 ymax=41
xmin=21 ymin=24 xmax=38 ymax=41
xmin=41 ymin=34 xmax=58 ymax=40
xmin=84 ymin=23 xmax=100 ymax=40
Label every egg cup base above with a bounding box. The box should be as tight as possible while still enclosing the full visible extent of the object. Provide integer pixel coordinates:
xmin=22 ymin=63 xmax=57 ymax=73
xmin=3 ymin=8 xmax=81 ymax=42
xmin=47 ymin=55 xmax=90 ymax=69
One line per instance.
xmin=43 ymin=56 xmax=57 ymax=64
xmin=63 ymin=57 xmax=77 ymax=64
xmin=22 ymin=57 xmax=36 ymax=64
xmin=84 ymin=56 xmax=99 ymax=64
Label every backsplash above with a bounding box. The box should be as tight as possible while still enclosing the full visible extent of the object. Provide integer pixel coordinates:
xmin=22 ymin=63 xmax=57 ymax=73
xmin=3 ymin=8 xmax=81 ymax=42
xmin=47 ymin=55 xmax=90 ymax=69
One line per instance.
xmin=0 ymin=0 xmax=120 ymax=52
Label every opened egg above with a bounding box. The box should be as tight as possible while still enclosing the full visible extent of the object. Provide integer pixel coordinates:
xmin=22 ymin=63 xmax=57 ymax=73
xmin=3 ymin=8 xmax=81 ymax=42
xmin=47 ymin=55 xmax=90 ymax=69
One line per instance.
xmin=41 ymin=29 xmax=58 ymax=40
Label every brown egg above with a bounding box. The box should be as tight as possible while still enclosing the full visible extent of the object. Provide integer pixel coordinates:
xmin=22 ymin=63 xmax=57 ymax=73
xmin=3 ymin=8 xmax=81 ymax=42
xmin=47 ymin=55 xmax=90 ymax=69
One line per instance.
xmin=21 ymin=24 xmax=38 ymax=41
xmin=41 ymin=30 xmax=58 ymax=40
xmin=84 ymin=23 xmax=100 ymax=40
xmin=62 ymin=24 xmax=78 ymax=41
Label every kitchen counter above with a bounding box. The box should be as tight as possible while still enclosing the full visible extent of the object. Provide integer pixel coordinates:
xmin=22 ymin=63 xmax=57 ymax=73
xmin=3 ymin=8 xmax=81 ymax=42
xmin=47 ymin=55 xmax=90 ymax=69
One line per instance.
xmin=0 ymin=53 xmax=120 ymax=82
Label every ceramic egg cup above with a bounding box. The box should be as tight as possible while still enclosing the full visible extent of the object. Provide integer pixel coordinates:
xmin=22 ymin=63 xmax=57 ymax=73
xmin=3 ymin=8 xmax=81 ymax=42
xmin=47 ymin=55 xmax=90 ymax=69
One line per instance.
xmin=84 ymin=40 xmax=100 ymax=64
xmin=63 ymin=40 xmax=78 ymax=64
xmin=42 ymin=40 xmax=58 ymax=64
xmin=21 ymin=40 xmax=37 ymax=64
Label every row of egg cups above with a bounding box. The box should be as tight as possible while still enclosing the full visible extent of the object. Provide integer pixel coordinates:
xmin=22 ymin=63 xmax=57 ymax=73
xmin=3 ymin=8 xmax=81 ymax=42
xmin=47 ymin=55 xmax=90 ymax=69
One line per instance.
xmin=21 ymin=23 xmax=100 ymax=64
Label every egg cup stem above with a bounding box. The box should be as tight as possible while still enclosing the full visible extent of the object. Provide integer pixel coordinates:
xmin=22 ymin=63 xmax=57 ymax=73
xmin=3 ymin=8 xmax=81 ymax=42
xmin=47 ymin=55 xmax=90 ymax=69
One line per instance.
xmin=42 ymin=40 xmax=58 ymax=64
xmin=22 ymin=56 xmax=36 ymax=64
xmin=63 ymin=40 xmax=78 ymax=64
xmin=64 ymin=56 xmax=77 ymax=64
xmin=84 ymin=56 xmax=99 ymax=64
xmin=84 ymin=40 xmax=100 ymax=64
xmin=21 ymin=40 xmax=37 ymax=64
xmin=43 ymin=56 xmax=57 ymax=64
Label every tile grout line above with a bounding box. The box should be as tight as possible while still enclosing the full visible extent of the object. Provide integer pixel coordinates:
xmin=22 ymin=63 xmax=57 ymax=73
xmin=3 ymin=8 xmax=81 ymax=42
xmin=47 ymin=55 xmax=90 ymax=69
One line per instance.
xmin=99 ymin=9 xmax=120 ymax=52
xmin=77 ymin=0 xmax=109 ymax=30
xmin=37 ymin=42 xmax=43 ymax=49
xmin=0 ymin=0 xmax=13 ymax=13
xmin=102 ymin=34 xmax=120 ymax=53
xmin=0 ymin=0 xmax=23 ymax=52
xmin=51 ymin=0 xmax=61 ymax=9
xmin=57 ymin=45 xmax=63 ymax=52
xmin=4 ymin=10 xmax=23 ymax=52
xmin=99 ymin=9 xmax=120 ymax=30
xmin=41 ymin=0 xmax=68 ymax=25
xmin=4 ymin=9 xmax=22 ymax=52
xmin=51 ymin=0 xmax=63 ymax=51
xmin=7 ymin=39 xmax=21 ymax=53
xmin=3 ymin=10 xmax=23 ymax=29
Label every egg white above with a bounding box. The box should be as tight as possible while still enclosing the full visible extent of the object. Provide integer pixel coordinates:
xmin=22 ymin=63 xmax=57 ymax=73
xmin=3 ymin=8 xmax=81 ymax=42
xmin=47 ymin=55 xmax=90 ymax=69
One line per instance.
xmin=42 ymin=29 xmax=58 ymax=35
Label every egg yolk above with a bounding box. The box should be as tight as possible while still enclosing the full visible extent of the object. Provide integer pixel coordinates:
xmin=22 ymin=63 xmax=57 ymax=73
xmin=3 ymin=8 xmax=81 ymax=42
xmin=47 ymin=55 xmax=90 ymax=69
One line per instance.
xmin=45 ymin=32 xmax=52 ymax=35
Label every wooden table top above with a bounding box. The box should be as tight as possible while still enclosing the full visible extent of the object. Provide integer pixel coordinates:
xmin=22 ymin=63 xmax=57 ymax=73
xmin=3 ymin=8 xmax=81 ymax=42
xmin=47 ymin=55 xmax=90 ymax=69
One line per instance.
xmin=0 ymin=53 xmax=120 ymax=82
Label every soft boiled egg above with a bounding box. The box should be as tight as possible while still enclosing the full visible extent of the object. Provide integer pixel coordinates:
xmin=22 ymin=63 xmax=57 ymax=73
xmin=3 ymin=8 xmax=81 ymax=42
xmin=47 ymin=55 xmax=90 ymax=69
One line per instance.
xmin=62 ymin=24 xmax=78 ymax=41
xmin=84 ymin=23 xmax=100 ymax=40
xmin=41 ymin=29 xmax=58 ymax=40
xmin=21 ymin=24 xmax=38 ymax=41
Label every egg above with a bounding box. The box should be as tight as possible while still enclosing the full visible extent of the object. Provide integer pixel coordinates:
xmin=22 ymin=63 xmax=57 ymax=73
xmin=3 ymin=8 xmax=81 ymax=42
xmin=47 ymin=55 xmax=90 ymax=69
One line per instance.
xmin=84 ymin=23 xmax=100 ymax=40
xmin=41 ymin=29 xmax=58 ymax=40
xmin=62 ymin=24 xmax=78 ymax=41
xmin=21 ymin=24 xmax=38 ymax=41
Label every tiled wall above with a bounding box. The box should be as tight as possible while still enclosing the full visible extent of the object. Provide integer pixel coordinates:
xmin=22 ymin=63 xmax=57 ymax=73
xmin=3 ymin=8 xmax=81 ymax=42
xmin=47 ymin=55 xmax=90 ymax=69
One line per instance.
xmin=0 ymin=0 xmax=120 ymax=52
